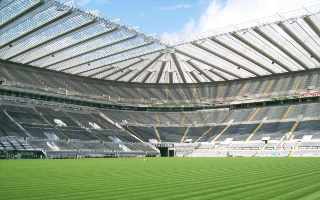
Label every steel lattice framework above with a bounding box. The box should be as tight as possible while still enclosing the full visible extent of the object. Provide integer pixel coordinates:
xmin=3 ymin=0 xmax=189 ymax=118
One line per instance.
xmin=1 ymin=0 xmax=320 ymax=83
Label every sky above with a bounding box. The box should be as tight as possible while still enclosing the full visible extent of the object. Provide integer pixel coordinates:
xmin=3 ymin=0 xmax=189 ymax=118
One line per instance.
xmin=61 ymin=0 xmax=320 ymax=44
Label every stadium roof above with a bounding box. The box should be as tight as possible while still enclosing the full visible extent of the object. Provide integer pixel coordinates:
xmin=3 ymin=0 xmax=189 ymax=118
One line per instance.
xmin=1 ymin=0 xmax=320 ymax=84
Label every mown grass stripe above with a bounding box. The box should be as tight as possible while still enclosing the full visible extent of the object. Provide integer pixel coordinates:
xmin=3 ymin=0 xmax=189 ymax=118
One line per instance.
xmin=0 ymin=158 xmax=319 ymax=200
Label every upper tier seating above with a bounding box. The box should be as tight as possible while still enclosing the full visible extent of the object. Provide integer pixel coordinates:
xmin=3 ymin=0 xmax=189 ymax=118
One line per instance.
xmin=1 ymin=60 xmax=320 ymax=105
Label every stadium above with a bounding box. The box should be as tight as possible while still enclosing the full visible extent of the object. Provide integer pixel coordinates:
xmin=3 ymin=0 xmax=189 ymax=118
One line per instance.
xmin=1 ymin=0 xmax=320 ymax=199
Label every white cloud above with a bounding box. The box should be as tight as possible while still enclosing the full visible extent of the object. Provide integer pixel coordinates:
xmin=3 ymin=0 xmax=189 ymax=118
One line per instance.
xmin=161 ymin=19 xmax=198 ymax=45
xmin=160 ymin=4 xmax=192 ymax=11
xmin=161 ymin=0 xmax=320 ymax=44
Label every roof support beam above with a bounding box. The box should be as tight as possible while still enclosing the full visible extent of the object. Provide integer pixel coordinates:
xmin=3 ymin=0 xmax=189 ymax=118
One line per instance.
xmin=76 ymin=48 xmax=163 ymax=75
xmin=253 ymin=27 xmax=309 ymax=70
xmin=128 ymin=53 xmax=163 ymax=82
xmin=192 ymin=42 xmax=260 ymax=76
xmin=87 ymin=66 xmax=115 ymax=78
xmin=278 ymin=22 xmax=320 ymax=64
xmin=8 ymin=19 xmax=96 ymax=60
xmin=210 ymin=37 xmax=275 ymax=74
xmin=44 ymin=34 xmax=138 ymax=69
xmin=26 ymin=26 xmax=119 ymax=65
xmin=186 ymin=60 xmax=215 ymax=82
xmin=0 ymin=7 xmax=72 ymax=49
xmin=231 ymin=32 xmax=292 ymax=72
xmin=304 ymin=16 xmax=320 ymax=39
xmin=171 ymin=53 xmax=187 ymax=83
xmin=99 ymin=59 xmax=144 ymax=79
xmin=114 ymin=70 xmax=133 ymax=81
xmin=169 ymin=72 xmax=173 ymax=84
xmin=142 ymin=71 xmax=153 ymax=83
xmin=303 ymin=16 xmax=320 ymax=61
xmin=189 ymin=71 xmax=201 ymax=83
xmin=61 ymin=41 xmax=152 ymax=73
xmin=175 ymin=49 xmax=239 ymax=80
xmin=208 ymin=69 xmax=228 ymax=80
xmin=156 ymin=61 xmax=166 ymax=83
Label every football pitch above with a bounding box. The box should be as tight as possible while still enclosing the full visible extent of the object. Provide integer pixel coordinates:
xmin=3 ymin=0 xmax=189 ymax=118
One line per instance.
xmin=1 ymin=158 xmax=320 ymax=200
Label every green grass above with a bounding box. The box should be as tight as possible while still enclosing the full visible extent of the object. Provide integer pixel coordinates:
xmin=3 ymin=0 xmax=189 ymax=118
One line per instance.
xmin=1 ymin=158 xmax=320 ymax=200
